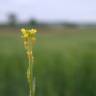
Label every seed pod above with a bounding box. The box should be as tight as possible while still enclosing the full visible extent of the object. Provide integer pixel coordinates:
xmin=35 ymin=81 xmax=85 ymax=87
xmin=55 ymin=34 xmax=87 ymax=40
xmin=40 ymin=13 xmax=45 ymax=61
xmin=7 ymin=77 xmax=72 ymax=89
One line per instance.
xmin=27 ymin=51 xmax=32 ymax=58
xmin=24 ymin=41 xmax=28 ymax=49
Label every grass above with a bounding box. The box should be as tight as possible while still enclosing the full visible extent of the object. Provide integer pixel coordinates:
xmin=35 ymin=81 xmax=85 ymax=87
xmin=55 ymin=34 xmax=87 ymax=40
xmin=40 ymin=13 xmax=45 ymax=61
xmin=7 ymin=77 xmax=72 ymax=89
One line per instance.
xmin=0 ymin=27 xmax=96 ymax=96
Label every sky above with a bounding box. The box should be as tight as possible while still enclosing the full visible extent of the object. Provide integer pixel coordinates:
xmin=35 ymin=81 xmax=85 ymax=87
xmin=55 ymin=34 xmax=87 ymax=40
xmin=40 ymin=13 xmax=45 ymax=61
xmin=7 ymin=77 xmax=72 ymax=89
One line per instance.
xmin=0 ymin=0 xmax=96 ymax=23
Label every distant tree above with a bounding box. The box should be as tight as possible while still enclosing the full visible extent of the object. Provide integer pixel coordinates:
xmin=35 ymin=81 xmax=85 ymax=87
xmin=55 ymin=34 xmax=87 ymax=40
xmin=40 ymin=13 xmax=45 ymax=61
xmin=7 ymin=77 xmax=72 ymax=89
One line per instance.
xmin=62 ymin=22 xmax=78 ymax=28
xmin=28 ymin=19 xmax=38 ymax=28
xmin=8 ymin=14 xmax=17 ymax=26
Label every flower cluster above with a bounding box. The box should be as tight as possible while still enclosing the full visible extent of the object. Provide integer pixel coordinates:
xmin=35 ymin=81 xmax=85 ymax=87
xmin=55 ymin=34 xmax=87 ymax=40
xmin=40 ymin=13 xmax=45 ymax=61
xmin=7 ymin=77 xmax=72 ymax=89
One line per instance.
xmin=21 ymin=28 xmax=37 ymax=58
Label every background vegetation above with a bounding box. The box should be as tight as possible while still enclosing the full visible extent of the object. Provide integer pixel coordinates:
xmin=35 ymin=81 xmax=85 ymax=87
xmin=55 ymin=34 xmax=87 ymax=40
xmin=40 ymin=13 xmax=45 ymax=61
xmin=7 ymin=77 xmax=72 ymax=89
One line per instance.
xmin=0 ymin=26 xmax=96 ymax=96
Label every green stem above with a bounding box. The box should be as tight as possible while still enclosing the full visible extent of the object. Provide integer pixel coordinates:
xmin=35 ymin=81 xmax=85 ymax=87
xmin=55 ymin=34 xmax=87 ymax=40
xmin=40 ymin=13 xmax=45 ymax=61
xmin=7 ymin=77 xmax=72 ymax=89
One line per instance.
xmin=27 ymin=36 xmax=35 ymax=96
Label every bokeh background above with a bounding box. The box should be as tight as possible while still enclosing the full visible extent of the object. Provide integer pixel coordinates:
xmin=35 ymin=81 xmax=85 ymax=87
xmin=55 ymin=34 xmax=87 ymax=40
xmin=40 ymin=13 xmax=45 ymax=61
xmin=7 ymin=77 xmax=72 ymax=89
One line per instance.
xmin=1 ymin=0 xmax=96 ymax=96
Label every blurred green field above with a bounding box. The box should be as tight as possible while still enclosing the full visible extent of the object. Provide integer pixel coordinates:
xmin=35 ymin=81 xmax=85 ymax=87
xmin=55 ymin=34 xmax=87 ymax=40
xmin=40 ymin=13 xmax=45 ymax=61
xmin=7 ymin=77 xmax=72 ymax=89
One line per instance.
xmin=0 ymin=27 xmax=96 ymax=96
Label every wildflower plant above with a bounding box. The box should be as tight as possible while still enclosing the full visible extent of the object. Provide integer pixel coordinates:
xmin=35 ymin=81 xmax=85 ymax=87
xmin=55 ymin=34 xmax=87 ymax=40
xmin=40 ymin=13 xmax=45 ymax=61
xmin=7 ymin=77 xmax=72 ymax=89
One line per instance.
xmin=20 ymin=28 xmax=37 ymax=96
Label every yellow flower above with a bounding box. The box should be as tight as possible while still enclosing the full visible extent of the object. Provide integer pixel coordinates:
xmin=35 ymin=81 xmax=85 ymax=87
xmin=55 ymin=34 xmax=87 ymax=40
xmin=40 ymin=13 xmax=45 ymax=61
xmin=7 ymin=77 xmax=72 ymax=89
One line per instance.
xmin=21 ymin=28 xmax=29 ymax=38
xmin=21 ymin=28 xmax=26 ymax=35
xmin=21 ymin=28 xmax=37 ymax=96
xmin=21 ymin=28 xmax=37 ymax=39
xmin=20 ymin=27 xmax=37 ymax=96
xmin=23 ymin=33 xmax=29 ymax=38
xmin=30 ymin=29 xmax=37 ymax=34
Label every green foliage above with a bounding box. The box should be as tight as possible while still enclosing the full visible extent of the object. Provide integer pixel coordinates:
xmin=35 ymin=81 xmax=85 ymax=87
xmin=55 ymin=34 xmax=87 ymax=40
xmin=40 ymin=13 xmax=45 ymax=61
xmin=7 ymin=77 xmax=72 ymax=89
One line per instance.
xmin=0 ymin=29 xmax=96 ymax=96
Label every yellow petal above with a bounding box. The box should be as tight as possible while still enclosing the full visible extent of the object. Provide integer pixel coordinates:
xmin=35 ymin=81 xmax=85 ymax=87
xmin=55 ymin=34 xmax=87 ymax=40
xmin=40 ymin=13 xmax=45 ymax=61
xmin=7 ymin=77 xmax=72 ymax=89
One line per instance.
xmin=30 ymin=29 xmax=37 ymax=34
xmin=21 ymin=28 xmax=26 ymax=34
xmin=23 ymin=34 xmax=29 ymax=38
xmin=33 ymin=29 xmax=37 ymax=33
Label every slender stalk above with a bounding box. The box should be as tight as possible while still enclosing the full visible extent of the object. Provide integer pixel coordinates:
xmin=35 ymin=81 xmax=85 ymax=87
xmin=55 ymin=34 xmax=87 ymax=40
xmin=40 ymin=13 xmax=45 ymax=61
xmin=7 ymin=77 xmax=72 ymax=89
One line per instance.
xmin=28 ymin=37 xmax=33 ymax=96
xmin=27 ymin=37 xmax=35 ymax=96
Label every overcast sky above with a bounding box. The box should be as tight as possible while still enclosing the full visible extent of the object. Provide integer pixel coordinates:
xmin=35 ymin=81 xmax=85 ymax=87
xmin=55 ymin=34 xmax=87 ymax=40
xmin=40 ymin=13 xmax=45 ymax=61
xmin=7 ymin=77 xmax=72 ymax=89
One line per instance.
xmin=0 ymin=0 xmax=96 ymax=22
